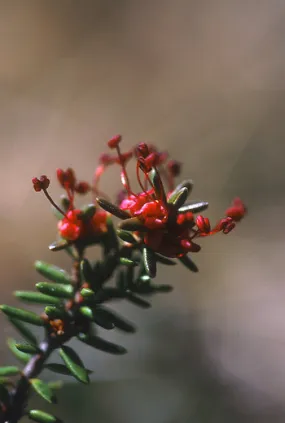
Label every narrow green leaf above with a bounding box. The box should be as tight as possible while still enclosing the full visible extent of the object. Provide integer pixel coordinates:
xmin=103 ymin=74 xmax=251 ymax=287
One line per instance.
xmin=98 ymin=307 xmax=136 ymax=333
xmin=8 ymin=318 xmax=38 ymax=345
xmin=30 ymin=379 xmax=57 ymax=404
xmin=178 ymin=254 xmax=199 ymax=272
xmin=96 ymin=197 xmax=130 ymax=220
xmin=45 ymin=363 xmax=93 ymax=376
xmin=15 ymin=343 xmax=39 ymax=354
xmin=0 ymin=366 xmax=20 ymax=377
xmin=95 ymin=288 xmax=125 ymax=303
xmin=28 ymin=409 xmax=62 ymax=423
xmin=45 ymin=363 xmax=71 ymax=376
xmin=78 ymin=333 xmax=127 ymax=355
xmin=126 ymin=293 xmax=151 ymax=309
xmin=79 ymin=307 xmax=114 ymax=330
xmin=171 ymin=187 xmax=189 ymax=209
xmin=49 ymin=239 xmax=72 ymax=252
xmin=34 ymin=261 xmax=72 ymax=285
xmin=178 ymin=201 xmax=209 ymax=214
xmin=44 ymin=306 xmax=66 ymax=320
xmin=81 ymin=204 xmax=96 ymax=220
xmin=119 ymin=257 xmax=138 ymax=267
xmin=143 ymin=247 xmax=157 ymax=278
xmin=117 ymin=230 xmax=138 ymax=244
xmin=168 ymin=179 xmax=193 ymax=203
xmin=14 ymin=291 xmax=61 ymax=306
xmin=36 ymin=283 xmax=73 ymax=299
xmin=154 ymin=254 xmax=176 ymax=266
xmin=118 ymin=217 xmax=148 ymax=232
xmin=0 ymin=306 xmax=44 ymax=327
xmin=80 ymin=259 xmax=93 ymax=283
xmin=148 ymin=168 xmax=167 ymax=203
xmin=0 ymin=383 xmax=10 ymax=407
xmin=59 ymin=346 xmax=89 ymax=384
xmin=7 ymin=338 xmax=32 ymax=363
xmin=80 ymin=288 xmax=95 ymax=299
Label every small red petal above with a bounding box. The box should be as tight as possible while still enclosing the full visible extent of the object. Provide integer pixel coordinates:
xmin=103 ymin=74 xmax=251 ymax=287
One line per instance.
xmin=75 ymin=181 xmax=91 ymax=194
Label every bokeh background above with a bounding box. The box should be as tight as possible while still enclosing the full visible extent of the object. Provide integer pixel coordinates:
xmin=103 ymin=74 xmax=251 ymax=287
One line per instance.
xmin=0 ymin=1 xmax=285 ymax=422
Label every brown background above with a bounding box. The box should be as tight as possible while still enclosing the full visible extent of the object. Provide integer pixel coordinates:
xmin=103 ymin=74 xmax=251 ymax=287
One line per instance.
xmin=0 ymin=1 xmax=285 ymax=422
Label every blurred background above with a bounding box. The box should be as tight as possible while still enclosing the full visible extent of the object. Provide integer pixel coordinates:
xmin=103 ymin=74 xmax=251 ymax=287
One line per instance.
xmin=0 ymin=0 xmax=285 ymax=422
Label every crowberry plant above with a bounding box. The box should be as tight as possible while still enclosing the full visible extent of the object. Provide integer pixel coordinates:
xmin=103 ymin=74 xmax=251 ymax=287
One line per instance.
xmin=0 ymin=136 xmax=246 ymax=423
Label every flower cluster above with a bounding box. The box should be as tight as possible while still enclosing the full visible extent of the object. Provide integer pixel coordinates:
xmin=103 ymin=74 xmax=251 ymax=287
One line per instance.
xmin=95 ymin=136 xmax=247 ymax=258
xmin=33 ymin=168 xmax=108 ymax=244
xmin=32 ymin=135 xmax=246 ymax=258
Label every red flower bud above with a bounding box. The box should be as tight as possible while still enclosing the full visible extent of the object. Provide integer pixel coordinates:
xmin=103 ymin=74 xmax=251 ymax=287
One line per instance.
xmin=196 ymin=215 xmax=211 ymax=233
xmin=75 ymin=181 xmax=91 ymax=194
xmin=108 ymin=134 xmax=122 ymax=149
xmin=56 ymin=168 xmax=76 ymax=189
xmin=135 ymin=143 xmax=149 ymax=158
xmin=32 ymin=175 xmax=50 ymax=192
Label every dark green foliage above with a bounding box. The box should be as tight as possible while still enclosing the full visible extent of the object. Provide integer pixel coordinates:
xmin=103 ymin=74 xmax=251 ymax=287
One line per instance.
xmin=8 ymin=318 xmax=38 ymax=345
xmin=7 ymin=338 xmax=32 ymax=363
xmin=0 ymin=366 xmax=20 ymax=377
xmin=30 ymin=379 xmax=57 ymax=404
xmin=178 ymin=254 xmax=199 ymax=272
xmin=36 ymin=283 xmax=73 ymax=299
xmin=34 ymin=261 xmax=72 ymax=285
xmin=78 ymin=333 xmax=127 ymax=355
xmin=59 ymin=346 xmax=89 ymax=385
xmin=14 ymin=291 xmax=62 ymax=306
xmin=0 ymin=306 xmax=44 ymax=327
xmin=28 ymin=409 xmax=62 ymax=423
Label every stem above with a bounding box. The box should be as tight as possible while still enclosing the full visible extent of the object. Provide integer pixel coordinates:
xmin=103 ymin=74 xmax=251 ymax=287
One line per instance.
xmin=2 ymin=252 xmax=83 ymax=423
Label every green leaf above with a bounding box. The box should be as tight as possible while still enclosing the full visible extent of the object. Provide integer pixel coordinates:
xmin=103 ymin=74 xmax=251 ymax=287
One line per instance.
xmin=0 ymin=366 xmax=20 ymax=377
xmin=59 ymin=346 xmax=89 ymax=384
xmin=178 ymin=201 xmax=209 ymax=214
xmin=79 ymin=307 xmax=114 ymax=330
xmin=7 ymin=338 xmax=32 ymax=363
xmin=170 ymin=187 xmax=189 ymax=209
xmin=96 ymin=197 xmax=130 ymax=220
xmin=34 ymin=261 xmax=72 ymax=285
xmin=0 ymin=305 xmax=44 ymax=326
xmin=28 ymin=409 xmax=62 ymax=423
xmin=45 ymin=363 xmax=93 ymax=377
xmin=167 ymin=179 xmax=193 ymax=203
xmin=81 ymin=204 xmax=96 ymax=220
xmin=126 ymin=293 xmax=151 ymax=309
xmin=80 ymin=288 xmax=95 ymax=299
xmin=154 ymin=254 xmax=176 ymax=266
xmin=49 ymin=239 xmax=72 ymax=252
xmin=117 ymin=230 xmax=138 ymax=244
xmin=178 ymin=254 xmax=199 ymax=273
xmin=98 ymin=307 xmax=136 ymax=333
xmin=119 ymin=257 xmax=138 ymax=267
xmin=14 ymin=291 xmax=61 ymax=306
xmin=45 ymin=363 xmax=71 ymax=376
xmin=118 ymin=217 xmax=148 ymax=232
xmin=8 ymin=318 xmax=38 ymax=345
xmin=30 ymin=379 xmax=57 ymax=404
xmin=0 ymin=383 xmax=10 ymax=407
xmin=15 ymin=343 xmax=39 ymax=354
xmin=36 ymin=283 xmax=73 ymax=299
xmin=44 ymin=306 xmax=66 ymax=320
xmin=143 ymin=247 xmax=157 ymax=278
xmin=80 ymin=259 xmax=93 ymax=283
xmin=148 ymin=168 xmax=167 ymax=203
xmin=78 ymin=333 xmax=127 ymax=355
